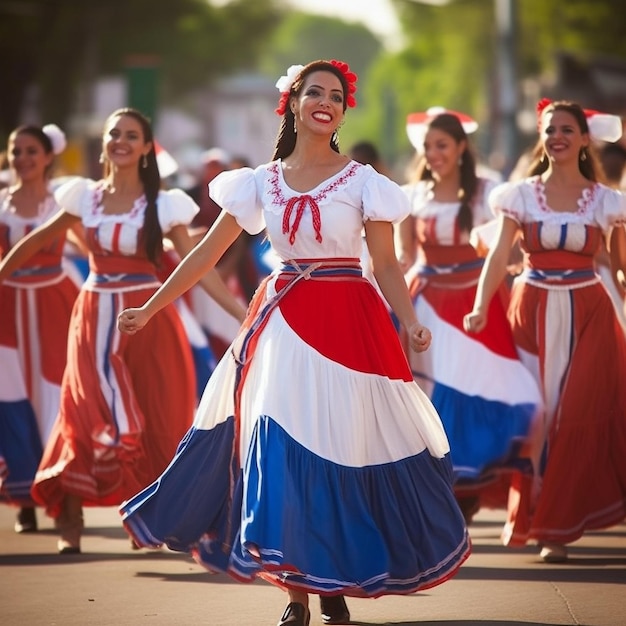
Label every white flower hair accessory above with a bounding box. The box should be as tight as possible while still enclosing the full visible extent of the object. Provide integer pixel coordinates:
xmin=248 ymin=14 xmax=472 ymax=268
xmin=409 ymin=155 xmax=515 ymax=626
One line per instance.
xmin=275 ymin=64 xmax=304 ymax=94
xmin=275 ymin=64 xmax=305 ymax=115
xmin=42 ymin=123 xmax=67 ymax=155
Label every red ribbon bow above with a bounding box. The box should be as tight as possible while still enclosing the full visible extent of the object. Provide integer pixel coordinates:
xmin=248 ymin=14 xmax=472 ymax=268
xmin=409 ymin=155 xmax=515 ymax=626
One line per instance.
xmin=282 ymin=195 xmax=323 ymax=245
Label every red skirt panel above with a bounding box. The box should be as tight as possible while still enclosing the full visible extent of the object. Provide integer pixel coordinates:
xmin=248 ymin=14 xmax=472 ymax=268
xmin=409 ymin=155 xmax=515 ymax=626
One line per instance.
xmin=32 ymin=286 xmax=196 ymax=516
xmin=504 ymin=280 xmax=626 ymax=545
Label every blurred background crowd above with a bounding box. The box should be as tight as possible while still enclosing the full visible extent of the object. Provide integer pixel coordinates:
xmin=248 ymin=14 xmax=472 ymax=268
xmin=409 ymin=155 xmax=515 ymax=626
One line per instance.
xmin=1 ymin=0 xmax=625 ymax=189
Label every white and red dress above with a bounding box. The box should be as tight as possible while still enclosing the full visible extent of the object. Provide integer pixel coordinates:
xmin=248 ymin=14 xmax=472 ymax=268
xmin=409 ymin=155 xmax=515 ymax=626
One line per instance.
xmin=402 ymin=179 xmax=542 ymax=506
xmin=31 ymin=179 xmax=197 ymax=518
xmin=121 ymin=160 xmax=470 ymax=598
xmin=491 ymin=176 xmax=626 ymax=546
xmin=0 ymin=190 xmax=79 ymax=505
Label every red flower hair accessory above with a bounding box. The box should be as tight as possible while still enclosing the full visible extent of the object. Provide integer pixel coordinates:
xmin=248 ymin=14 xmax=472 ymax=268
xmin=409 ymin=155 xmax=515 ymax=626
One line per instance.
xmin=274 ymin=60 xmax=358 ymax=115
xmin=536 ymin=98 xmax=623 ymax=142
xmin=329 ymin=59 xmax=358 ymax=108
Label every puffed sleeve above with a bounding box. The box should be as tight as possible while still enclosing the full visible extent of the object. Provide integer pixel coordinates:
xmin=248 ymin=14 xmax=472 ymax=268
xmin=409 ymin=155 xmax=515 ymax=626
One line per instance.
xmin=208 ymin=168 xmax=265 ymax=235
xmin=156 ymin=188 xmax=200 ymax=233
xmin=488 ymin=181 xmax=525 ymax=224
xmin=54 ymin=177 xmax=93 ymax=217
xmin=595 ymin=185 xmax=626 ymax=231
xmin=362 ymin=169 xmax=412 ymax=224
xmin=474 ymin=178 xmax=499 ymax=222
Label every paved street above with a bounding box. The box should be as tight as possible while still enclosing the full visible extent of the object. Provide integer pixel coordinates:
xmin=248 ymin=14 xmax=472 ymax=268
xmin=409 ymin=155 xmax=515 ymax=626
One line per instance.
xmin=0 ymin=505 xmax=624 ymax=625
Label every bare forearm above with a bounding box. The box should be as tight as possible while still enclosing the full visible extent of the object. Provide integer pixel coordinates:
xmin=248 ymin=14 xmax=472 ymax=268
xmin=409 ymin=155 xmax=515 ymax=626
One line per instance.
xmin=374 ymin=261 xmax=417 ymax=331
xmin=473 ymin=247 xmax=511 ymax=312
xmin=146 ymin=212 xmax=242 ymax=319
xmin=197 ymin=270 xmax=247 ymax=323
xmin=0 ymin=212 xmax=77 ymax=281
xmin=609 ymin=225 xmax=626 ymax=288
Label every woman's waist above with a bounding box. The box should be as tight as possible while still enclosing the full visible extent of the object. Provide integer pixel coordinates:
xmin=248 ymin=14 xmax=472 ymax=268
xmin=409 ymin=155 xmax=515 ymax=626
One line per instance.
xmin=85 ymin=254 xmax=159 ymax=290
xmin=4 ymin=256 xmax=66 ymax=285
xmin=276 ymin=257 xmax=365 ymax=281
xmin=84 ymin=271 xmax=161 ymax=291
xmin=521 ymin=253 xmax=598 ymax=287
xmin=414 ymin=255 xmax=483 ymax=287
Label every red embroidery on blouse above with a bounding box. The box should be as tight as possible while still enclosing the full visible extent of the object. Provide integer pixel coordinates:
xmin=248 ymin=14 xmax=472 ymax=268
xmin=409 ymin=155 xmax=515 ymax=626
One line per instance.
xmin=533 ymin=177 xmax=597 ymax=215
xmin=268 ymin=162 xmax=360 ymax=245
xmin=92 ymin=181 xmax=147 ymax=218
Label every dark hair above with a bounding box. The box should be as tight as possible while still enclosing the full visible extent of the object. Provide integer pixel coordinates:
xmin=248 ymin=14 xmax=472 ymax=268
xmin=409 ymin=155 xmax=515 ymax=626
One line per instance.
xmin=9 ymin=125 xmax=55 ymax=177
xmin=272 ymin=60 xmax=350 ymax=161
xmin=103 ymin=108 xmax=163 ymax=265
xmin=599 ymin=143 xmax=626 ymax=186
xmin=413 ymin=113 xmax=478 ymax=233
xmin=527 ymin=100 xmax=603 ymax=182
xmin=349 ymin=141 xmax=381 ymax=167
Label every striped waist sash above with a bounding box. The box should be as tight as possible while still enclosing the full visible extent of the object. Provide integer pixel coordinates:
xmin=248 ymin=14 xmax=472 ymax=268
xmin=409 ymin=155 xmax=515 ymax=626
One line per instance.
xmin=279 ymin=258 xmax=363 ymax=280
xmin=6 ymin=264 xmax=66 ymax=287
xmin=84 ymin=272 xmax=161 ymax=291
xmin=416 ymin=258 xmax=484 ymax=277
xmin=521 ymin=267 xmax=599 ymax=288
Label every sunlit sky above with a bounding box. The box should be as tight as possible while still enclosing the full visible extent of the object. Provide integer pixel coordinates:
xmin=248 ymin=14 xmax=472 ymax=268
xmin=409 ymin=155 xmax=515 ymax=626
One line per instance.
xmin=287 ymin=0 xmax=403 ymax=46
xmin=209 ymin=0 xmax=403 ymax=47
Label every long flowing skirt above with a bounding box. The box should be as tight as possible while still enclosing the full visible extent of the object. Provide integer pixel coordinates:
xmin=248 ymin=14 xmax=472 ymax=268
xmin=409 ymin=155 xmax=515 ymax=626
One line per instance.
xmin=121 ymin=270 xmax=470 ymax=597
xmin=409 ymin=278 xmax=542 ymax=505
xmin=503 ymin=280 xmax=626 ymax=546
xmin=0 ymin=274 xmax=78 ymax=505
xmin=31 ymin=285 xmax=196 ymax=518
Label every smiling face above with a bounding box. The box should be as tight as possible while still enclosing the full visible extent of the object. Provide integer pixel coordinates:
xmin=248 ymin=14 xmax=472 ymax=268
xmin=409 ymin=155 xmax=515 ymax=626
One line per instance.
xmin=540 ymin=109 xmax=589 ymax=165
xmin=102 ymin=113 xmax=152 ymax=171
xmin=423 ymin=127 xmax=466 ymax=180
xmin=8 ymin=131 xmax=53 ymax=183
xmin=292 ymin=70 xmax=345 ymax=137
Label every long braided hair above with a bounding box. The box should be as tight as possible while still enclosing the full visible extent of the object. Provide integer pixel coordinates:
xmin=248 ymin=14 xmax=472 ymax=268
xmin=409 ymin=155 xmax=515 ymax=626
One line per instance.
xmin=102 ymin=108 xmax=163 ymax=265
xmin=271 ymin=60 xmax=350 ymax=161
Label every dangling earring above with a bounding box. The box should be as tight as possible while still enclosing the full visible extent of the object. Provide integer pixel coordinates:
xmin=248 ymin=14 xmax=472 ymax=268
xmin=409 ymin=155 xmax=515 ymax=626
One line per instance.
xmin=580 ymin=148 xmax=587 ymax=161
xmin=142 ymin=154 xmax=148 ymax=168
xmin=99 ymin=152 xmax=105 ymax=164
xmin=332 ymin=120 xmax=343 ymax=146
xmin=457 ymin=155 xmax=463 ymax=166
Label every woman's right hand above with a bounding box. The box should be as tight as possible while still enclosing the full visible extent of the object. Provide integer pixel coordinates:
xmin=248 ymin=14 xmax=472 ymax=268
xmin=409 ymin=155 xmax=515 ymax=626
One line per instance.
xmin=463 ymin=309 xmax=487 ymax=334
xmin=117 ymin=307 xmax=150 ymax=335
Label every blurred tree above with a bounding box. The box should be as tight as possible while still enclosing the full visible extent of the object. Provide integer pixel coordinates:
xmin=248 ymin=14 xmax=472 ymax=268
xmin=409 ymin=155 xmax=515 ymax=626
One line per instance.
xmin=256 ymin=12 xmax=384 ymax=153
xmin=258 ymin=12 xmax=382 ymax=83
xmin=356 ymin=0 xmax=626 ymax=169
xmin=0 ymin=0 xmax=280 ymax=142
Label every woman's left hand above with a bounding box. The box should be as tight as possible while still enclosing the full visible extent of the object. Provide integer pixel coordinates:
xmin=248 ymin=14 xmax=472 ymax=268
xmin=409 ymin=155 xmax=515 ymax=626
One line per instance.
xmin=408 ymin=322 xmax=432 ymax=353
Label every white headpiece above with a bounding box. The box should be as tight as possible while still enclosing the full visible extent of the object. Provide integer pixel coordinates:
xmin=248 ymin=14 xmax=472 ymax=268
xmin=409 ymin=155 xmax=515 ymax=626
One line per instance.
xmin=406 ymin=106 xmax=478 ymax=152
xmin=587 ymin=112 xmax=623 ymax=143
xmin=42 ymin=124 xmax=67 ymax=155
xmin=536 ymin=98 xmax=623 ymax=143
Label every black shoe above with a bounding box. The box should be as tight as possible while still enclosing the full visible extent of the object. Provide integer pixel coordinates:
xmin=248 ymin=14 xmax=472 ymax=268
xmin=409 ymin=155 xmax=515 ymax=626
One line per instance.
xmin=320 ymin=595 xmax=350 ymax=625
xmin=277 ymin=602 xmax=310 ymax=626
xmin=14 ymin=507 xmax=38 ymax=533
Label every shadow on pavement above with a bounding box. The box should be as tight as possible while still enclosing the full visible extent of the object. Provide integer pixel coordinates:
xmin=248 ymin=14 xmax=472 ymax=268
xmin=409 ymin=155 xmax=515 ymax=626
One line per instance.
xmin=353 ymin=621 xmax=575 ymax=626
